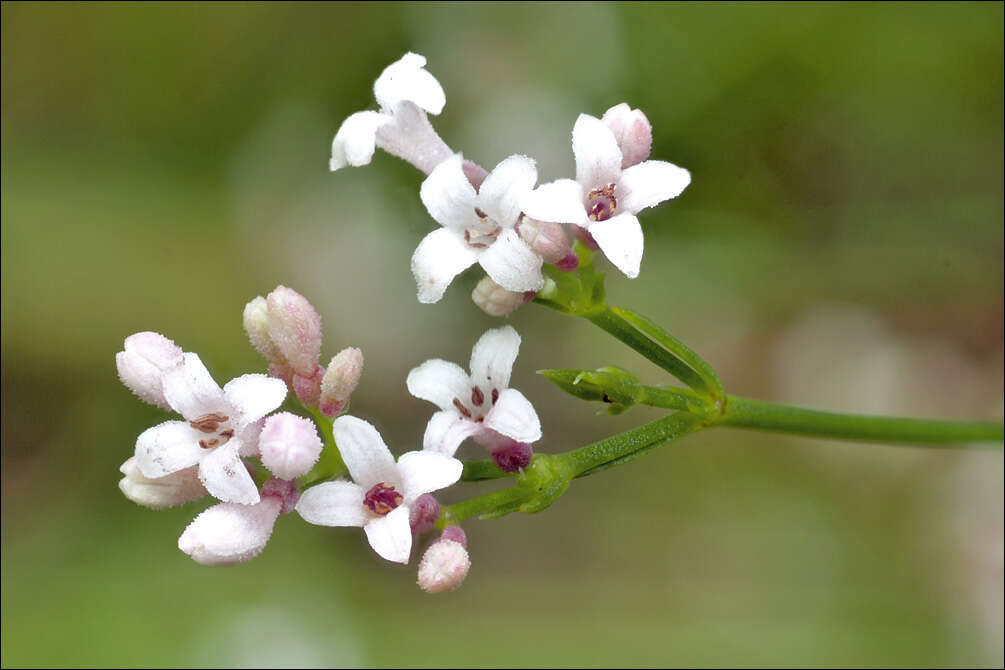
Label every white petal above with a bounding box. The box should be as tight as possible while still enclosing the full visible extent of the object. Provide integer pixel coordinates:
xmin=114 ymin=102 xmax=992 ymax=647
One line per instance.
xmin=134 ymin=420 xmax=205 ymax=478
xmin=422 ymin=410 xmax=481 ymax=456
xmin=520 ymin=179 xmax=588 ymax=227
xmin=329 ymin=111 xmax=392 ymax=171
xmin=478 ymin=228 xmax=544 ymax=293
xmin=119 ymin=457 xmax=206 ymax=509
xmin=419 ymin=154 xmax=480 ymax=232
xmin=483 ymin=388 xmax=542 ymax=444
xmin=178 ymin=499 xmax=281 ymax=566
xmin=116 ymin=350 xmax=172 ymax=410
xmin=295 ymin=480 xmax=368 ymax=527
xmin=331 ymin=415 xmax=399 ymax=489
xmin=589 ymin=213 xmax=644 ymax=278
xmin=198 ymin=442 xmax=260 ymax=505
xmin=363 ymin=505 xmax=412 ymax=564
xmin=161 ymin=353 xmax=227 ymax=421
xmin=618 ymin=160 xmax=691 ymax=213
xmin=374 ymin=52 xmax=446 ymax=115
xmin=573 ymin=114 xmax=623 ymax=188
xmin=469 ymin=325 xmax=520 ymax=392
xmin=406 ymin=359 xmax=472 ymax=412
xmin=223 ymin=374 xmax=287 ymax=429
xmin=410 ymin=228 xmax=479 ymax=304
xmin=397 ymin=451 xmax=463 ymax=501
xmin=478 ymin=154 xmax=537 ymax=228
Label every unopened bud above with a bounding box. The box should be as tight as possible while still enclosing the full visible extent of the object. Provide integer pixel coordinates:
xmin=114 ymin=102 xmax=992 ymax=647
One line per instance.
xmin=409 ymin=493 xmax=441 ymax=536
xmin=292 ymin=364 xmax=325 ymax=408
xmin=116 ymin=332 xmax=184 ymax=409
xmin=243 ymin=296 xmax=285 ymax=364
xmin=320 ymin=347 xmax=364 ymax=417
xmin=118 ymin=457 xmax=206 ymax=509
xmin=517 ymin=217 xmax=572 ymax=264
xmin=265 ymin=286 xmax=322 ymax=377
xmin=472 ymin=276 xmax=533 ymax=317
xmin=259 ymin=412 xmax=323 ymax=481
xmin=417 ymin=532 xmax=471 ymax=594
xmin=601 ymin=103 xmax=652 ymax=169
xmin=490 ymin=440 xmax=534 ymax=473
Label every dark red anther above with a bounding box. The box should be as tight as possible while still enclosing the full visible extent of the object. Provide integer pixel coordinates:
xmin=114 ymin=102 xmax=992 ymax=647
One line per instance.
xmin=363 ymin=482 xmax=403 ymax=516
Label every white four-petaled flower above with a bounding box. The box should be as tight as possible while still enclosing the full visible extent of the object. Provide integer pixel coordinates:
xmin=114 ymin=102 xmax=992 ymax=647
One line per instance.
xmin=411 ymin=154 xmax=544 ymax=303
xmin=133 ymin=352 xmax=287 ymax=505
xmin=330 ymin=52 xmax=452 ymax=175
xmin=296 ymin=416 xmax=463 ymax=564
xmin=522 ymin=112 xmax=691 ymax=278
xmin=407 ymin=325 xmax=541 ymax=457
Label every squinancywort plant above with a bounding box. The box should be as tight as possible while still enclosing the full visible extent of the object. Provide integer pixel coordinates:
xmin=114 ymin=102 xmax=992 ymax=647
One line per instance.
xmin=116 ymin=52 xmax=1003 ymax=593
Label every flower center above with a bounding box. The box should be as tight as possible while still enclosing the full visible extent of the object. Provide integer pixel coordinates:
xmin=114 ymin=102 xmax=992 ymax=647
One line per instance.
xmin=189 ymin=412 xmax=235 ymax=449
xmin=464 ymin=225 xmax=501 ymax=249
xmin=587 ymin=183 xmax=618 ymax=222
xmin=363 ymin=482 xmax=403 ymax=516
xmin=451 ymin=384 xmax=499 ymax=422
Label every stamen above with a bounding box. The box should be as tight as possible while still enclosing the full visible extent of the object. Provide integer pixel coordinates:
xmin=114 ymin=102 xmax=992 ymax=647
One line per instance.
xmin=363 ymin=482 xmax=403 ymax=516
xmin=586 ymin=183 xmax=618 ymax=222
xmin=471 ymin=386 xmax=484 ymax=407
xmin=189 ymin=412 xmax=229 ymax=433
xmin=453 ymin=397 xmax=473 ymax=418
xmin=491 ymin=388 xmax=499 ymax=405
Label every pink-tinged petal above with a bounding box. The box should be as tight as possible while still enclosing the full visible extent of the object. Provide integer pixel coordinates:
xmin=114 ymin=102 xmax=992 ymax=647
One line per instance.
xmin=134 ymin=420 xmax=205 ymax=478
xmin=223 ymin=374 xmax=287 ymax=429
xmin=397 ymin=451 xmax=463 ymax=502
xmin=198 ymin=443 xmax=260 ymax=505
xmin=419 ymin=154 xmax=480 ymax=232
xmin=618 ymin=160 xmax=691 ymax=213
xmin=295 ymin=480 xmax=368 ymax=527
xmin=469 ymin=325 xmax=521 ymax=392
xmin=588 ymin=212 xmax=644 ymax=279
xmin=259 ymin=412 xmax=323 ymax=481
xmin=374 ymin=52 xmax=446 ymax=115
xmin=178 ymin=498 xmax=282 ymax=566
xmin=161 ymin=353 xmax=227 ymax=421
xmin=422 ymin=410 xmax=481 ymax=456
xmin=478 ymin=229 xmax=544 ymax=293
xmin=364 ymin=505 xmax=412 ymax=564
xmin=116 ymin=350 xmax=171 ymax=410
xmin=330 ymin=111 xmax=393 ymax=171
xmin=118 ymin=457 xmax=206 ymax=509
xmin=411 ymin=228 xmax=479 ymax=304
xmin=124 ymin=332 xmax=184 ymax=368
xmin=520 ymin=179 xmax=588 ymax=227
xmin=601 ymin=103 xmax=653 ymax=169
xmin=483 ymin=388 xmax=542 ymax=444
xmin=237 ymin=421 xmax=264 ymax=457
xmin=573 ymin=114 xmax=623 ymax=189
xmin=406 ymin=359 xmax=472 ymax=412
xmin=331 ymin=416 xmax=399 ymax=489
xmin=478 ymin=154 xmax=537 ymax=229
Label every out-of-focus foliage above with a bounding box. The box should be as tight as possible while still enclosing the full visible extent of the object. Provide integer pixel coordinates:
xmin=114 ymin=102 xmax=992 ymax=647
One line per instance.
xmin=2 ymin=3 xmax=1002 ymax=667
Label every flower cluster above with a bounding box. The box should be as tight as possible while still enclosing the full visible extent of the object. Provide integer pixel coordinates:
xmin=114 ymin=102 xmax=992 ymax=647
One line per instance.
xmin=117 ymin=285 xmax=542 ymax=593
xmin=330 ymin=52 xmax=690 ymax=312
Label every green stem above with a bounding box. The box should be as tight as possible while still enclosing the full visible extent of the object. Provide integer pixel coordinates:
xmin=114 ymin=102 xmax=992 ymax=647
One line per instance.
xmin=718 ymin=395 xmax=1004 ymax=447
xmin=584 ymin=306 xmax=710 ymax=392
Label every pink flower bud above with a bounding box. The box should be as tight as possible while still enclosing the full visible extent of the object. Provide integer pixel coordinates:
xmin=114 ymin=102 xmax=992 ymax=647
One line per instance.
xmin=554 ymin=251 xmax=579 ymax=272
xmin=409 ymin=493 xmax=441 ymax=536
xmin=601 ymin=103 xmax=653 ymax=169
xmin=417 ymin=534 xmax=471 ymax=594
xmin=490 ymin=440 xmax=534 ymax=473
xmin=260 ymin=477 xmax=300 ymax=515
xmin=320 ymin=347 xmax=364 ymax=417
xmin=259 ymin=412 xmax=323 ymax=481
xmin=471 ymin=276 xmax=532 ymax=317
xmin=265 ymin=286 xmax=322 ymax=377
xmin=292 ymin=364 xmax=325 ymax=408
xmin=115 ymin=332 xmax=184 ymax=409
xmin=517 ymin=217 xmax=572 ymax=264
xmin=118 ymin=457 xmax=206 ymax=509
xmin=440 ymin=525 xmax=466 ymax=547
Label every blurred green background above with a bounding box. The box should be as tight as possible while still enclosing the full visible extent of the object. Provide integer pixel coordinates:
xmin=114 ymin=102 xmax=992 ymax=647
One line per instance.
xmin=3 ymin=2 xmax=1003 ymax=667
